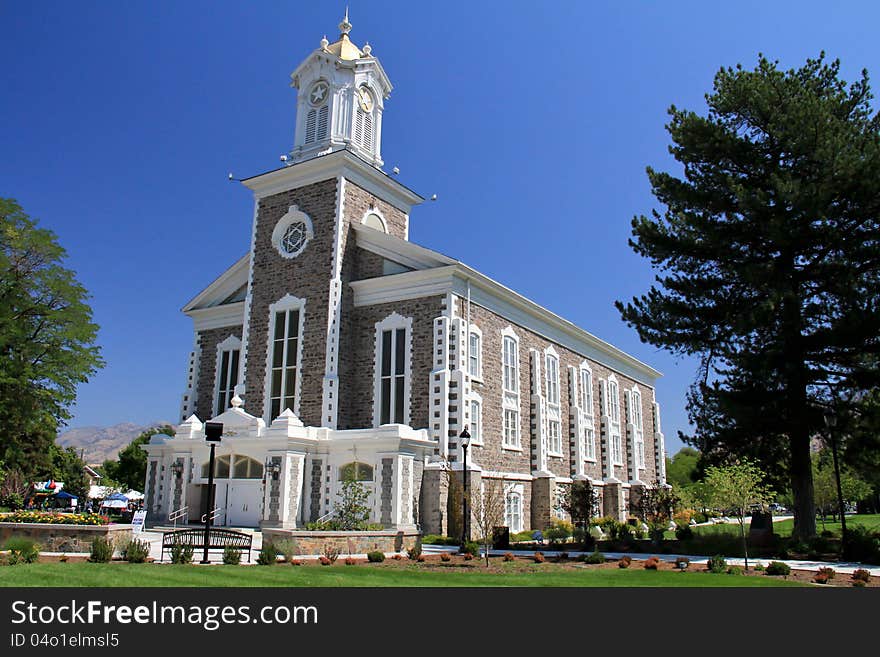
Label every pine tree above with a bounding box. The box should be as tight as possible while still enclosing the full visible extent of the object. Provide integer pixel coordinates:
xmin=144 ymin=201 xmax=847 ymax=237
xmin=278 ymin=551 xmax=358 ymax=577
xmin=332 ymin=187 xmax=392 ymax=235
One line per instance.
xmin=616 ymin=54 xmax=880 ymax=540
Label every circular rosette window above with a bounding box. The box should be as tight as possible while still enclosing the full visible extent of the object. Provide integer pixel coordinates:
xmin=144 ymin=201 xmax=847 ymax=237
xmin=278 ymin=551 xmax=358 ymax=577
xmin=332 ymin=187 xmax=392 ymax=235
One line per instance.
xmin=271 ymin=205 xmax=314 ymax=259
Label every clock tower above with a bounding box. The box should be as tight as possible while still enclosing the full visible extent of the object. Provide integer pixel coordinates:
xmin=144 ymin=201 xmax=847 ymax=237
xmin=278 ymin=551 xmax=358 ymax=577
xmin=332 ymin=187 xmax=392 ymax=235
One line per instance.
xmin=289 ymin=10 xmax=391 ymax=168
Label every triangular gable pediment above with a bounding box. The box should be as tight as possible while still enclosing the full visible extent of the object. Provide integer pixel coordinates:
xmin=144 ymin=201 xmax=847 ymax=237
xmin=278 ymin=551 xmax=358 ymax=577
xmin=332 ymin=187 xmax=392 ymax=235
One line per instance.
xmin=182 ymin=254 xmax=249 ymax=313
xmin=352 ymin=223 xmax=457 ymax=271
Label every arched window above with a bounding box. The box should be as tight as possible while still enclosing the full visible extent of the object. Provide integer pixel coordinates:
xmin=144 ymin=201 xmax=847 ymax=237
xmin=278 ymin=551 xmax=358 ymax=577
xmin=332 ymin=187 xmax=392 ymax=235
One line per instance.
xmin=339 ymin=462 xmax=374 ymax=482
xmin=202 ymin=454 xmax=231 ymax=479
xmin=505 ymin=490 xmax=523 ymax=533
xmin=232 ymin=455 xmax=263 ymax=480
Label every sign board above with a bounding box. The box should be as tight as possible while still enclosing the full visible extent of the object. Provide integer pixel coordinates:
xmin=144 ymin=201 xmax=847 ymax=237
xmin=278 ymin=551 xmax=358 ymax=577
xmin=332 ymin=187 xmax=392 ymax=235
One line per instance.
xmin=131 ymin=510 xmax=147 ymax=534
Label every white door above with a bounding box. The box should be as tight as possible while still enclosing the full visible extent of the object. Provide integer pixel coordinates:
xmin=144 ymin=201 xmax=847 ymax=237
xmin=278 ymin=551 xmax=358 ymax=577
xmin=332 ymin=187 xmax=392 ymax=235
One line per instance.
xmin=225 ymin=482 xmax=262 ymax=527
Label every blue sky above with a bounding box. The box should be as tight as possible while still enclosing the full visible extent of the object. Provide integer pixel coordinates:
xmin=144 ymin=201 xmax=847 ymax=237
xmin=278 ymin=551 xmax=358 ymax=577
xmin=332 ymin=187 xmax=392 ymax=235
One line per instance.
xmin=2 ymin=2 xmax=878 ymax=455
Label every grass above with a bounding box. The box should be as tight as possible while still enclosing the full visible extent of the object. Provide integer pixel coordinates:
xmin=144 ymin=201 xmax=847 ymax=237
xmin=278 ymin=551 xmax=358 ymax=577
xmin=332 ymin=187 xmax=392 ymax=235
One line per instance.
xmin=0 ymin=562 xmax=807 ymax=587
xmin=688 ymin=513 xmax=880 ymax=539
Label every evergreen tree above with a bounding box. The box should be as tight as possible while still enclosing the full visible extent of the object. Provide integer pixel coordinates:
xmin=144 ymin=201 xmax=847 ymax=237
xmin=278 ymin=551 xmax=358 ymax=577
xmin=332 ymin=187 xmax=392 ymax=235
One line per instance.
xmin=616 ymin=54 xmax=880 ymax=540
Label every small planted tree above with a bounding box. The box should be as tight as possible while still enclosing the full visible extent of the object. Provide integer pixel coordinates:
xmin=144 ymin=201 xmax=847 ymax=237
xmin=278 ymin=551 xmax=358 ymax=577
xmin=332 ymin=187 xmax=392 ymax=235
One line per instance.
xmin=333 ymin=479 xmax=371 ymax=530
xmin=557 ymin=480 xmax=599 ymax=545
xmin=705 ymin=460 xmax=773 ymax=570
xmin=470 ymin=475 xmax=508 ymax=566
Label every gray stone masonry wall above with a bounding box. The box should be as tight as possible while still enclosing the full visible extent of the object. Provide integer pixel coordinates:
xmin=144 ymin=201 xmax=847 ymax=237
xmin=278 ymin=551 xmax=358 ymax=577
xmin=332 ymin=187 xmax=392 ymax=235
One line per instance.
xmin=531 ymin=476 xmax=555 ymax=531
xmin=195 ymin=325 xmax=243 ymax=420
xmin=462 ymin=300 xmax=660 ymax=484
xmin=0 ymin=523 xmax=133 ymax=554
xmin=261 ymin=529 xmax=420 ymax=555
xmin=342 ymin=296 xmax=445 ymax=430
xmin=244 ymin=179 xmax=338 ymax=425
xmin=343 ymin=180 xmax=409 ymax=241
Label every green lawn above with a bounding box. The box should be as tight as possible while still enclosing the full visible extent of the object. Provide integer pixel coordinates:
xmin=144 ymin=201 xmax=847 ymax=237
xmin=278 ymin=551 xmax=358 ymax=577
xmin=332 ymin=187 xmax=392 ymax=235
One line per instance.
xmin=0 ymin=562 xmax=807 ymax=587
xmin=688 ymin=513 xmax=880 ymax=539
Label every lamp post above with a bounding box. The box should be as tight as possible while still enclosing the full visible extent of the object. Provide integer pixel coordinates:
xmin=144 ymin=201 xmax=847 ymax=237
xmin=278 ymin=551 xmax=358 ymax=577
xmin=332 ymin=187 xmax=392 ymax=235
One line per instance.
xmin=823 ymin=410 xmax=848 ymax=554
xmin=460 ymin=427 xmax=471 ymax=549
xmin=201 ymin=421 xmax=223 ymax=564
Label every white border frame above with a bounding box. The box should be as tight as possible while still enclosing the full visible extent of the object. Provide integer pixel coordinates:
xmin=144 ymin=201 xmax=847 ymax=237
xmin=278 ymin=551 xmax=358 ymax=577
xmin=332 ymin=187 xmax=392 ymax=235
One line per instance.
xmin=271 ymin=205 xmax=315 ymax=260
xmin=212 ymin=334 xmax=242 ymax=417
xmin=360 ymin=207 xmax=388 ymax=234
xmin=263 ymin=293 xmax=307 ymax=423
xmin=500 ymin=325 xmax=521 ymax=451
xmin=372 ymin=311 xmax=413 ymax=428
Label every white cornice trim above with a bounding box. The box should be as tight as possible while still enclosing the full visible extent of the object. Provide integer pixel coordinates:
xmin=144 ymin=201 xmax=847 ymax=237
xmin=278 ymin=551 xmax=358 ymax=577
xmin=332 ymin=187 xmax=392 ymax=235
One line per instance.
xmin=241 ymin=150 xmax=423 ymax=211
xmin=352 ymin=223 xmax=455 ymax=269
xmin=183 ymin=254 xmax=250 ymax=312
xmin=189 ymin=302 xmax=246 ymax=332
xmin=349 ymin=264 xmax=661 ymax=384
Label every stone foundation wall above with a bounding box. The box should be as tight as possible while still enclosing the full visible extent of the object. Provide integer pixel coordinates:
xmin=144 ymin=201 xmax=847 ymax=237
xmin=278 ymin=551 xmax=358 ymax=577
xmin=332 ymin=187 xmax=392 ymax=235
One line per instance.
xmin=0 ymin=523 xmax=134 ymax=553
xmin=261 ymin=529 xmax=420 ymax=555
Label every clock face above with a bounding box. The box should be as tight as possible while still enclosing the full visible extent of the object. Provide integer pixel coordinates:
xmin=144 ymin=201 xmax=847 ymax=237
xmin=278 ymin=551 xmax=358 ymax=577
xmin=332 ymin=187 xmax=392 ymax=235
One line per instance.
xmin=357 ymin=87 xmax=374 ymax=112
xmin=309 ymin=81 xmax=329 ymax=106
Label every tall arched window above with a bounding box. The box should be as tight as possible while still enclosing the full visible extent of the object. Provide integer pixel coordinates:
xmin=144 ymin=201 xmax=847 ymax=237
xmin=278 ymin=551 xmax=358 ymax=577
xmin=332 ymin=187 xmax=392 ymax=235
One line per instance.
xmin=202 ymin=455 xmax=231 ymax=479
xmin=232 ymin=456 xmax=263 ymax=480
xmin=339 ymin=462 xmax=374 ymax=482
xmin=505 ymin=490 xmax=523 ymax=533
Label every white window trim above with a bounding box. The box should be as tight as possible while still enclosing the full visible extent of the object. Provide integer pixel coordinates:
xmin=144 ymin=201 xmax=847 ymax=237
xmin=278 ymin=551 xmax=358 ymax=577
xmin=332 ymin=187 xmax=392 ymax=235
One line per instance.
xmin=631 ymin=384 xmax=645 ymax=469
xmin=263 ymin=293 xmax=306 ymax=423
xmin=579 ymin=361 xmax=594 ymax=417
xmin=212 ymin=334 xmax=242 ymax=417
xmin=467 ymin=323 xmax=483 ymax=382
xmin=607 ymin=374 xmax=623 ymax=466
xmin=372 ymin=312 xmax=413 ymax=428
xmin=271 ymin=205 xmax=314 ymax=259
xmin=360 ymin=207 xmax=388 ymax=234
xmin=468 ymin=392 xmax=483 ymax=446
xmin=504 ymin=482 xmax=525 ymax=533
xmin=501 ymin=326 xmax=521 ymax=450
xmin=544 ymin=346 xmax=563 ymax=457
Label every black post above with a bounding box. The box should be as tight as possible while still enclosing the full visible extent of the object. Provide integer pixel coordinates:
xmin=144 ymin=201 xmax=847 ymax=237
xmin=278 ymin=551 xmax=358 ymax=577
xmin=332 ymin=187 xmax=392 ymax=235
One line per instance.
xmin=201 ymin=421 xmax=223 ymax=565
xmin=461 ymin=442 xmax=469 ymax=548
xmin=201 ymin=441 xmax=216 ymax=564
xmin=829 ymin=425 xmax=848 ymax=554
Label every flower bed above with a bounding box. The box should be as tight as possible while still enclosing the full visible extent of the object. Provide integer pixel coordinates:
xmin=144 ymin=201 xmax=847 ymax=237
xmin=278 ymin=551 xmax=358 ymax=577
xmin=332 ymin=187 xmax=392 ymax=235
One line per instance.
xmin=3 ymin=511 xmax=111 ymax=525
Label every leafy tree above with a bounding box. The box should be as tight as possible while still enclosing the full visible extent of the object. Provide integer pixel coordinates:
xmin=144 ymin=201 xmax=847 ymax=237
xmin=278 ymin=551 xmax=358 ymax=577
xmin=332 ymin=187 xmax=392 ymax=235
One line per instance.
xmin=102 ymin=426 xmax=174 ymax=492
xmin=812 ymin=452 xmax=872 ymax=526
xmin=0 ymin=198 xmax=103 ymax=478
xmin=49 ymin=444 xmax=88 ymax=500
xmin=705 ymin=460 xmax=774 ymax=570
xmin=665 ymin=447 xmax=701 ymax=490
xmin=616 ymin=54 xmax=880 ymax=540
xmin=333 ymin=479 xmax=371 ymax=530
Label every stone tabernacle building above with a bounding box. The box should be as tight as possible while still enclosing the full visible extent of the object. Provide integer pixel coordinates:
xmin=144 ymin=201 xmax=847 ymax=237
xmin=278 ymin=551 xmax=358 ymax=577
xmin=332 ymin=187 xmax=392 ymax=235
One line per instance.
xmin=142 ymin=13 xmax=667 ymax=535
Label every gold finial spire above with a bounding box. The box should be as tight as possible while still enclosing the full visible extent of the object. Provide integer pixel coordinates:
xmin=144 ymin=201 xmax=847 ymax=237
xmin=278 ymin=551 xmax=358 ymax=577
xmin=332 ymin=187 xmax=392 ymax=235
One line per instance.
xmin=339 ymin=7 xmax=352 ymax=36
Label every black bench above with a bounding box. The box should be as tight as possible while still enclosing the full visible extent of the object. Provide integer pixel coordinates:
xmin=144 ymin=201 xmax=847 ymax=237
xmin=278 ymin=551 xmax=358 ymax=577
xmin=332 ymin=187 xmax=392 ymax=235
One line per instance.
xmin=160 ymin=528 xmax=252 ymax=562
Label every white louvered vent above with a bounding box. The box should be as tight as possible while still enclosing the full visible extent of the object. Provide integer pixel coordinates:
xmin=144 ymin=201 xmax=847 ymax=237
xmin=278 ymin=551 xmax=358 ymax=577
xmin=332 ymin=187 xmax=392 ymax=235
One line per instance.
xmin=317 ymin=105 xmax=329 ymax=141
xmin=305 ymin=109 xmax=317 ymax=144
xmin=354 ymin=110 xmax=364 ymax=147
xmin=362 ymin=112 xmax=373 ymax=150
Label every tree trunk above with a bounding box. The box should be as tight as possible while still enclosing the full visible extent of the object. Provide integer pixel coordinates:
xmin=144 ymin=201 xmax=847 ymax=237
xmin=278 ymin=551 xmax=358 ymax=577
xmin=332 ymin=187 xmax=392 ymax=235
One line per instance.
xmin=740 ymin=518 xmax=749 ymax=571
xmin=790 ymin=430 xmax=817 ymax=540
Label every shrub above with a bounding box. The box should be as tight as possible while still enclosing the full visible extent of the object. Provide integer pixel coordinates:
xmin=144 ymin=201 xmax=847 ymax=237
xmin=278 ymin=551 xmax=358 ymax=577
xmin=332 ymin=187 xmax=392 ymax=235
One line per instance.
xmin=322 ymin=545 xmax=340 ymax=564
xmin=754 ymin=563 xmax=765 ymax=572
xmin=673 ymin=509 xmax=695 ymax=525
xmin=290 ymin=559 xmax=302 ymax=566
xmin=707 ymin=555 xmax=727 ymax=574
xmin=319 ymin=556 xmax=331 ymax=566
xmin=4 ymin=510 xmax=110 ymax=525
xmin=851 ymin=568 xmax=871 ymax=584
xmin=726 ymin=565 xmax=743 ymax=575
xmin=392 ymin=554 xmax=403 ymax=560
xmin=274 ymin=539 xmax=299 ymax=562
xmin=440 ymin=552 xmax=451 ymax=562
xmin=816 ymin=566 xmax=836 ymax=581
xmin=556 ymin=551 xmax=569 ymax=561
xmin=843 ymin=525 xmax=880 ymax=563
xmin=59 ymin=554 xmax=69 ymax=563
xmin=344 ymin=557 xmax=356 ymax=566
xmin=692 ymin=511 xmax=708 ymax=524
xmin=533 ymin=551 xmax=545 ymax=563
xmin=582 ymin=550 xmax=605 ymax=564
xmin=416 ymin=554 xmax=426 ymax=562
xmin=421 ymin=534 xmax=459 ymax=545
xmin=503 ymin=552 xmax=515 ymax=562
xmin=545 ymin=519 xmax=573 ymax=544
xmin=89 ymin=537 xmax=114 ymax=563
xmin=644 ymin=556 xmax=660 ymax=570
xmin=462 ymin=541 xmax=480 ymax=557
xmin=675 ymin=525 xmax=694 ymax=541
xmin=407 ymin=544 xmax=422 ymax=560
xmin=618 ymin=555 xmax=632 ymax=569
xmin=852 ymin=579 xmax=867 ymax=587
xmin=367 ymin=550 xmax=385 ymax=563
xmin=222 ymin=546 xmax=242 ymax=566
xmin=5 ymin=538 xmax=40 ymax=565
xmin=122 ymin=538 xmax=150 ymax=563
xmin=813 ymin=571 xmax=831 ymax=584
xmin=256 ymin=541 xmax=278 ymax=566
xmin=170 ymin=541 xmax=194 ymax=565
xmin=765 ymin=561 xmax=791 ymax=577
xmin=463 ymin=553 xmax=473 ymax=561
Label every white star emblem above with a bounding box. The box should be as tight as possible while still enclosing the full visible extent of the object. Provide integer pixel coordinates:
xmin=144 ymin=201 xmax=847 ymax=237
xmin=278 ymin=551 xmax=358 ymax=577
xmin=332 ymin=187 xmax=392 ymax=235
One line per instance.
xmin=311 ymin=83 xmax=327 ymax=104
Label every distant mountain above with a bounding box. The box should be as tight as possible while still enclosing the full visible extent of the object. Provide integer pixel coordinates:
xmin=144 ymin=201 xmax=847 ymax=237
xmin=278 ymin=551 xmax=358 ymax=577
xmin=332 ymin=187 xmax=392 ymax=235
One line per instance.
xmin=58 ymin=421 xmax=175 ymax=465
